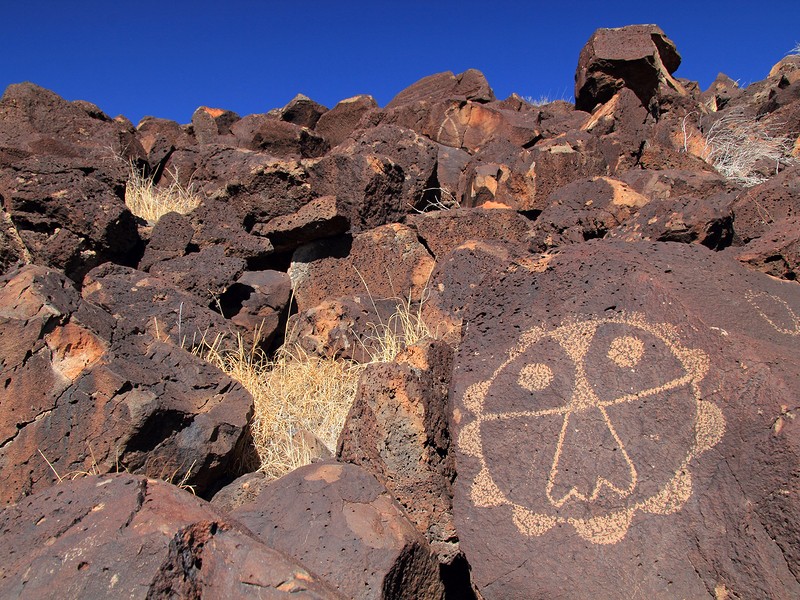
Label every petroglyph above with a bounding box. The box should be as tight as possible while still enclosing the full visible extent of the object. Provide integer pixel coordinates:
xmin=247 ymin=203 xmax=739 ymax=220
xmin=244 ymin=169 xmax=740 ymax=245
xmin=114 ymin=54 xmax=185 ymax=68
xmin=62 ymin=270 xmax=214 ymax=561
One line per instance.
xmin=458 ymin=312 xmax=725 ymax=545
xmin=745 ymin=290 xmax=800 ymax=336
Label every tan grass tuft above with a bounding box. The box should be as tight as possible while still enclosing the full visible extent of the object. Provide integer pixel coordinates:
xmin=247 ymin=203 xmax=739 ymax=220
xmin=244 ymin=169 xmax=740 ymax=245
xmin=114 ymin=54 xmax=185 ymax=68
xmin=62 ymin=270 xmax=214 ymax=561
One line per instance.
xmin=124 ymin=165 xmax=201 ymax=224
xmin=200 ymin=296 xmax=433 ymax=480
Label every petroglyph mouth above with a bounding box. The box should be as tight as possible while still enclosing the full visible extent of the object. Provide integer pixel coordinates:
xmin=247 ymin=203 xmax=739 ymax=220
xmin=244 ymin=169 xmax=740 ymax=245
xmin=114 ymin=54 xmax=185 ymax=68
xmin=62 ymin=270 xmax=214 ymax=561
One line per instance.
xmin=459 ymin=312 xmax=725 ymax=545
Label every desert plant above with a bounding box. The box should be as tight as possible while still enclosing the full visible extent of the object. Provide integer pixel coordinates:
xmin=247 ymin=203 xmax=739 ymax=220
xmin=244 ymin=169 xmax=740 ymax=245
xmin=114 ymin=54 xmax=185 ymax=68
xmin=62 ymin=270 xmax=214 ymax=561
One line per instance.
xmin=199 ymin=295 xmax=434 ymax=480
xmin=124 ymin=164 xmax=201 ymax=224
xmin=412 ymin=187 xmax=460 ymax=213
xmin=701 ymin=111 xmax=796 ymax=187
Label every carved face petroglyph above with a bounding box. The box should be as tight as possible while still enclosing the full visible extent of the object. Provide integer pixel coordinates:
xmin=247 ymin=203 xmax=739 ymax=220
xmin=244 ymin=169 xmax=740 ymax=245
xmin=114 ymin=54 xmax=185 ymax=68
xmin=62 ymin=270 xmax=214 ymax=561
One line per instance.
xmin=458 ymin=313 xmax=725 ymax=545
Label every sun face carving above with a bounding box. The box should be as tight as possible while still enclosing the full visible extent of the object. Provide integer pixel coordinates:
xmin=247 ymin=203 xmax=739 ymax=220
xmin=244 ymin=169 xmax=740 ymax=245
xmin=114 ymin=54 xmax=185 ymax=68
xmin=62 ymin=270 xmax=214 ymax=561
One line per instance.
xmin=458 ymin=312 xmax=725 ymax=545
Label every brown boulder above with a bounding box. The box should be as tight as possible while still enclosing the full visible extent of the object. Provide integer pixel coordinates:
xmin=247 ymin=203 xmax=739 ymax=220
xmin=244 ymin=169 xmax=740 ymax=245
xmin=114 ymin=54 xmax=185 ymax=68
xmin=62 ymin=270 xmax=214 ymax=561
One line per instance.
xmin=0 ymin=474 xmax=340 ymax=598
xmin=337 ymin=340 xmax=458 ymax=563
xmin=232 ymin=114 xmax=329 ymax=158
xmin=231 ymin=460 xmax=445 ymax=600
xmin=148 ymin=244 xmax=246 ymax=303
xmin=222 ymin=270 xmax=292 ymax=348
xmin=252 ymin=195 xmax=350 ymax=252
xmin=530 ymin=176 xmax=650 ymax=250
xmin=191 ymin=105 xmax=240 ymax=144
xmin=137 ymin=210 xmax=194 ymax=270
xmin=0 ymin=154 xmax=141 ymax=281
xmin=406 ymin=205 xmax=534 ymax=259
xmin=306 ymin=151 xmax=406 ymax=232
xmin=451 ymin=240 xmax=800 ymax=598
xmin=314 ymin=94 xmax=378 ymax=147
xmin=280 ymin=93 xmax=328 ymax=128
xmin=733 ymin=216 xmax=800 ymax=280
xmin=0 ymin=265 xmax=253 ymax=502
xmin=731 ymin=164 xmax=800 ymax=244
xmin=387 ymin=69 xmax=494 ymax=109
xmin=290 ymin=224 xmax=435 ymax=313
xmin=575 ymin=25 xmax=686 ymax=113
xmin=135 ymin=116 xmax=196 ymax=176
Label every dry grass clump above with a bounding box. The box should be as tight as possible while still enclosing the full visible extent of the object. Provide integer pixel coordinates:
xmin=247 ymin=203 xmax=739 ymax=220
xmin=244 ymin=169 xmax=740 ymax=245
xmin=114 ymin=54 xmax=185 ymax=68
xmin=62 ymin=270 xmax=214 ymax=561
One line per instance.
xmin=201 ymin=297 xmax=433 ymax=480
xmin=124 ymin=166 xmax=201 ymax=224
xmin=702 ymin=111 xmax=796 ymax=187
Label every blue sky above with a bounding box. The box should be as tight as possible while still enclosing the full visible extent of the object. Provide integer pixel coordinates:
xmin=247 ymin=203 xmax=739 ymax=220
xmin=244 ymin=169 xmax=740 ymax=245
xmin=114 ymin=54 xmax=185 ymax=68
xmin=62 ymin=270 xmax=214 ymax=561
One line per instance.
xmin=2 ymin=1 xmax=798 ymax=125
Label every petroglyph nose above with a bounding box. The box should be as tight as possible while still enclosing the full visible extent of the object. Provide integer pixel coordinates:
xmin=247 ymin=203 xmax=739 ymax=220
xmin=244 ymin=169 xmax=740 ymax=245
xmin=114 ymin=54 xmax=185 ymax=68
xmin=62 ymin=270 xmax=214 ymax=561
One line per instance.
xmin=569 ymin=373 xmax=600 ymax=413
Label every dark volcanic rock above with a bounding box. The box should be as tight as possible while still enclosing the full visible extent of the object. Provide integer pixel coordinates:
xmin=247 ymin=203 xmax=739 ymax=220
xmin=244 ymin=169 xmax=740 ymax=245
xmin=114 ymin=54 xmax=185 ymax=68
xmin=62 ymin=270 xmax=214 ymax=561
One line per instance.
xmin=387 ymin=69 xmax=494 ymax=109
xmin=0 ymin=154 xmax=140 ymax=281
xmin=733 ymin=216 xmax=800 ymax=280
xmin=575 ymin=25 xmax=686 ymax=113
xmin=252 ymin=195 xmax=350 ymax=252
xmin=231 ymin=460 xmax=445 ymax=600
xmin=148 ymin=244 xmax=246 ymax=303
xmin=289 ymin=224 xmax=435 ymax=313
xmin=223 ymin=269 xmax=292 ymax=348
xmin=337 ymin=340 xmax=458 ymax=563
xmin=191 ymin=105 xmax=240 ymax=144
xmin=137 ymin=211 xmax=194 ymax=270
xmin=450 ymin=240 xmax=800 ymax=599
xmin=731 ymin=164 xmax=800 ymax=245
xmin=0 ymin=473 xmax=340 ymax=599
xmin=280 ymin=93 xmax=328 ymax=129
xmin=314 ymin=95 xmax=378 ymax=148
xmin=232 ymin=115 xmax=329 ymax=158
xmin=0 ymin=265 xmax=253 ymax=503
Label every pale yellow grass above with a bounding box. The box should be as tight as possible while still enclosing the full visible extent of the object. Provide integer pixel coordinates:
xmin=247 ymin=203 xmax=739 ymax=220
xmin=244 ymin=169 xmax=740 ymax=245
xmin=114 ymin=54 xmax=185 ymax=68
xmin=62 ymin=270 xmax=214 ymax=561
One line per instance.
xmin=124 ymin=166 xmax=201 ymax=224
xmin=200 ymin=296 xmax=434 ymax=480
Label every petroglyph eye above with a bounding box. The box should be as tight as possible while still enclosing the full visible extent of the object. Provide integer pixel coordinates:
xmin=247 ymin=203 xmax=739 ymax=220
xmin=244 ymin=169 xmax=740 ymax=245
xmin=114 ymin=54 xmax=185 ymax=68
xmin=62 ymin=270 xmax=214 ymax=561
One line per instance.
xmin=607 ymin=336 xmax=644 ymax=368
xmin=518 ymin=363 xmax=554 ymax=391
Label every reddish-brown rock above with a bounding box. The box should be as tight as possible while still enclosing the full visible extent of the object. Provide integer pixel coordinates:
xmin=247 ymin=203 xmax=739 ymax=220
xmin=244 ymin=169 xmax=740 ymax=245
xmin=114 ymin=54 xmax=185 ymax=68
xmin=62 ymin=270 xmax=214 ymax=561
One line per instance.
xmin=338 ymin=340 xmax=458 ymax=563
xmin=0 ymin=265 xmax=253 ymax=503
xmin=0 ymin=154 xmax=141 ymax=281
xmin=406 ymin=205 xmax=534 ymax=260
xmin=252 ymin=195 xmax=350 ymax=252
xmin=280 ymin=93 xmax=328 ymax=128
xmin=387 ymin=69 xmax=494 ymax=109
xmin=148 ymin=244 xmax=246 ymax=303
xmin=733 ymin=215 xmax=800 ymax=280
xmin=232 ymin=114 xmax=329 ymax=158
xmin=222 ymin=270 xmax=292 ymax=348
xmin=451 ymin=240 xmax=800 ymax=598
xmin=0 ymin=474 xmax=340 ymax=598
xmin=231 ymin=460 xmax=445 ymax=600
xmin=314 ymin=94 xmax=378 ymax=147
xmin=575 ymin=25 xmax=686 ymax=113
xmin=191 ymin=105 xmax=240 ymax=144
xmin=731 ymin=164 xmax=800 ymax=244
xmin=289 ymin=224 xmax=435 ymax=313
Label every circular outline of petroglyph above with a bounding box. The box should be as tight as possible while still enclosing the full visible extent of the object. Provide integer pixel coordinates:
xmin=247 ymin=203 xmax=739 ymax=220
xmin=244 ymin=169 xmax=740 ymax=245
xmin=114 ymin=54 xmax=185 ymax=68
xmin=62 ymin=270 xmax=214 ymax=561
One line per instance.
xmin=458 ymin=312 xmax=726 ymax=545
xmin=745 ymin=290 xmax=800 ymax=336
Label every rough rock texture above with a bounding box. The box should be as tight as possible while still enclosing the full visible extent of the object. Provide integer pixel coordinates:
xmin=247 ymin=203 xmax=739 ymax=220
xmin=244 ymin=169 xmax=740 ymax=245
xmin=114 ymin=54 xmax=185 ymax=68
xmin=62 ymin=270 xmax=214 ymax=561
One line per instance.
xmin=222 ymin=269 xmax=292 ymax=348
xmin=386 ymin=69 xmax=495 ymax=109
xmin=733 ymin=215 xmax=800 ymax=280
xmin=451 ymin=241 xmax=800 ymax=599
xmin=315 ymin=95 xmax=378 ymax=147
xmin=731 ymin=164 xmax=800 ymax=245
xmin=0 ymin=154 xmax=140 ymax=281
xmin=338 ymin=340 xmax=458 ymax=564
xmin=0 ymin=474 xmax=341 ymax=598
xmin=406 ymin=205 xmax=534 ymax=260
xmin=252 ymin=195 xmax=350 ymax=252
xmin=289 ymin=224 xmax=435 ymax=313
xmin=575 ymin=24 xmax=685 ymax=112
xmin=280 ymin=93 xmax=328 ymax=129
xmin=0 ymin=265 xmax=253 ymax=503
xmin=231 ymin=460 xmax=445 ymax=600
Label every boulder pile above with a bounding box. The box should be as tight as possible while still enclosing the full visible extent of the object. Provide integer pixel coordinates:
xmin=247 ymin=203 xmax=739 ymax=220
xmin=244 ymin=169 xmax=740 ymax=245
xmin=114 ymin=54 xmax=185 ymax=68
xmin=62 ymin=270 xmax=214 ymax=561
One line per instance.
xmin=1 ymin=25 xmax=799 ymax=599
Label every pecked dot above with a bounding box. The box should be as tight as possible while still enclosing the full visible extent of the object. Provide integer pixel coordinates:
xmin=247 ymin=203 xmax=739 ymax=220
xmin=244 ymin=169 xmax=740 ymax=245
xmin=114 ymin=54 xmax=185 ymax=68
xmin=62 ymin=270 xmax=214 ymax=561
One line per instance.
xmin=607 ymin=336 xmax=644 ymax=368
xmin=518 ymin=362 xmax=554 ymax=391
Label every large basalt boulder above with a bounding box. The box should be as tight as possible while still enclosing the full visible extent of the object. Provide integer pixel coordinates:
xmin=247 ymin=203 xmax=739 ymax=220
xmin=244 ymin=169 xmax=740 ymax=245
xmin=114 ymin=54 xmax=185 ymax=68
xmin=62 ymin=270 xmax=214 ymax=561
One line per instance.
xmin=0 ymin=154 xmax=141 ymax=281
xmin=306 ymin=150 xmax=406 ymax=232
xmin=340 ymin=124 xmax=439 ymax=211
xmin=0 ymin=82 xmax=144 ymax=172
xmin=221 ymin=269 xmax=292 ymax=349
xmin=575 ymin=25 xmax=685 ymax=113
xmin=406 ymin=205 xmax=534 ymax=260
xmin=731 ymin=164 xmax=800 ymax=245
xmin=135 ymin=116 xmax=196 ymax=176
xmin=732 ymin=215 xmax=800 ymax=280
xmin=0 ymin=474 xmax=340 ymax=598
xmin=314 ymin=94 xmax=378 ymax=147
xmin=191 ymin=106 xmax=240 ymax=145
xmin=450 ymin=240 xmax=800 ymax=599
xmin=289 ymin=224 xmax=435 ymax=313
xmin=0 ymin=265 xmax=253 ymax=503
xmin=232 ymin=114 xmax=329 ymax=158
xmin=529 ymin=176 xmax=650 ymax=250
xmin=252 ymin=195 xmax=350 ymax=252
xmin=231 ymin=460 xmax=445 ymax=600
xmin=148 ymin=244 xmax=246 ymax=304
xmin=280 ymin=93 xmax=328 ymax=128
xmin=386 ymin=69 xmax=494 ymax=109
xmin=337 ymin=340 xmax=458 ymax=564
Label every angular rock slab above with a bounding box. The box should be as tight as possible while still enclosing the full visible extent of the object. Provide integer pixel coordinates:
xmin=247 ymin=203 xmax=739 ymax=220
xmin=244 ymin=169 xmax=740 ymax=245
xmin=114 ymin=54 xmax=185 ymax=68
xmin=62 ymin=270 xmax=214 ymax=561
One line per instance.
xmin=450 ymin=240 xmax=800 ymax=599
xmin=0 ymin=474 xmax=340 ymax=599
xmin=231 ymin=460 xmax=445 ymax=600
